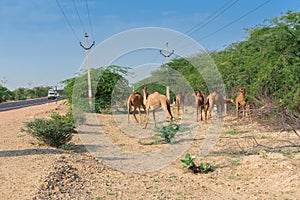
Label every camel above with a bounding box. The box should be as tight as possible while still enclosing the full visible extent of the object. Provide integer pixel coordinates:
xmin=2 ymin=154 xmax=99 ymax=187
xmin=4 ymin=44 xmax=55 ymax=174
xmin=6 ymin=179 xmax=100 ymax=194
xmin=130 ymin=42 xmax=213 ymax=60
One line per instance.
xmin=205 ymin=90 xmax=225 ymax=119
xmin=127 ymin=91 xmax=145 ymax=124
xmin=176 ymin=90 xmax=187 ymax=114
xmin=142 ymin=87 xmax=173 ymax=129
xmin=235 ymin=87 xmax=250 ymax=119
xmin=194 ymin=91 xmax=206 ymax=121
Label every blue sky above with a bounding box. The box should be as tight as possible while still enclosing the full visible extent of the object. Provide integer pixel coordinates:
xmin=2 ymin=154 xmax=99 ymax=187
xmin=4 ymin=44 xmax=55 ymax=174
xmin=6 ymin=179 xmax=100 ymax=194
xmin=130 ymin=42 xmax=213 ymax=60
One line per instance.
xmin=0 ymin=0 xmax=299 ymax=90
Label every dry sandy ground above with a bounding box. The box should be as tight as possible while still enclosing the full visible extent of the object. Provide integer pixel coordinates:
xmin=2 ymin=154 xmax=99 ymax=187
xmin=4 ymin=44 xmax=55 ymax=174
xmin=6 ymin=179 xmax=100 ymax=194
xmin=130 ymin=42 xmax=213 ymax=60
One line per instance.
xmin=0 ymin=101 xmax=300 ymax=199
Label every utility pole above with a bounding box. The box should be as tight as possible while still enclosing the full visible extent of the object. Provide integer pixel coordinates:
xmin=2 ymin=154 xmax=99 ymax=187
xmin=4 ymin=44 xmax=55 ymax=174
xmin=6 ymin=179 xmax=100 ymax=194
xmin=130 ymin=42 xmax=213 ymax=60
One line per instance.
xmin=1 ymin=76 xmax=7 ymax=87
xmin=159 ymin=42 xmax=174 ymax=101
xmin=27 ymin=80 xmax=33 ymax=88
xmin=80 ymin=33 xmax=95 ymax=108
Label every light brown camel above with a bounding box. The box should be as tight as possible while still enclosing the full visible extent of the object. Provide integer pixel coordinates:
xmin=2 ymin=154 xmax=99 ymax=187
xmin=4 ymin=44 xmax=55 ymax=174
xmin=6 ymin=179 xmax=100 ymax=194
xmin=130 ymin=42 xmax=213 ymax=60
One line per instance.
xmin=142 ymin=87 xmax=173 ymax=129
xmin=127 ymin=91 xmax=145 ymax=124
xmin=176 ymin=90 xmax=187 ymax=114
xmin=235 ymin=87 xmax=250 ymax=119
xmin=194 ymin=91 xmax=206 ymax=121
xmin=205 ymin=90 xmax=225 ymax=119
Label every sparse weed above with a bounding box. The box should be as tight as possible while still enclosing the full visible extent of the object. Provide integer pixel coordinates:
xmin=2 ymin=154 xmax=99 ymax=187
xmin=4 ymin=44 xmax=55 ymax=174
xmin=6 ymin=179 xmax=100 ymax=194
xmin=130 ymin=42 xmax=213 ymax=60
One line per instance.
xmin=230 ymin=159 xmax=241 ymax=166
xmin=155 ymin=122 xmax=179 ymax=144
xmin=224 ymin=129 xmax=249 ymax=135
xmin=181 ymin=153 xmax=214 ymax=174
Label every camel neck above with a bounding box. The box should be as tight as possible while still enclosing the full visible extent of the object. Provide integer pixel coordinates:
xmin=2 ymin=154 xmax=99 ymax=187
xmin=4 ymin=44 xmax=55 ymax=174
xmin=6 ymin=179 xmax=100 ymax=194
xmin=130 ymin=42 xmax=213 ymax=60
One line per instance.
xmin=142 ymin=90 xmax=148 ymax=105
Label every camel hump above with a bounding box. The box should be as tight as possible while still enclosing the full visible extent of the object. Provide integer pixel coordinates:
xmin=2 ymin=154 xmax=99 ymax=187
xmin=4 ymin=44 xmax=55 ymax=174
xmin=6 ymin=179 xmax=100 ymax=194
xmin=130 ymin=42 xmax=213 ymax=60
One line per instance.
xmin=132 ymin=91 xmax=141 ymax=95
xmin=133 ymin=92 xmax=142 ymax=97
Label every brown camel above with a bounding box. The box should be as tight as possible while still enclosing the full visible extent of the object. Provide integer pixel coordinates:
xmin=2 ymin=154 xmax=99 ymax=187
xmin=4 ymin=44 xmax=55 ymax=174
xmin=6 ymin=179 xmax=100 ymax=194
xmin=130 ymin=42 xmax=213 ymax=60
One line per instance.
xmin=142 ymin=87 xmax=173 ymax=129
xmin=235 ymin=87 xmax=250 ymax=119
xmin=194 ymin=91 xmax=206 ymax=121
xmin=127 ymin=91 xmax=145 ymax=124
xmin=176 ymin=90 xmax=187 ymax=114
xmin=205 ymin=90 xmax=225 ymax=119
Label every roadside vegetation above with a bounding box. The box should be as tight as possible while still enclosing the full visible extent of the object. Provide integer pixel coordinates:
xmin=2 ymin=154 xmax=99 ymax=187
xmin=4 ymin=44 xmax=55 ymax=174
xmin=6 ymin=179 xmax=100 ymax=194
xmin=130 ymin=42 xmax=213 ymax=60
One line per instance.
xmin=21 ymin=111 xmax=76 ymax=148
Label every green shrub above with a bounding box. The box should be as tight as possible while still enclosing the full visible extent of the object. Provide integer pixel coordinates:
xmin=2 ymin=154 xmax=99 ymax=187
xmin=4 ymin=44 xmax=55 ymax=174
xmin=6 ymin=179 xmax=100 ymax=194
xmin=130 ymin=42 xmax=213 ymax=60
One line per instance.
xmin=154 ymin=122 xmax=179 ymax=144
xmin=22 ymin=112 xmax=76 ymax=148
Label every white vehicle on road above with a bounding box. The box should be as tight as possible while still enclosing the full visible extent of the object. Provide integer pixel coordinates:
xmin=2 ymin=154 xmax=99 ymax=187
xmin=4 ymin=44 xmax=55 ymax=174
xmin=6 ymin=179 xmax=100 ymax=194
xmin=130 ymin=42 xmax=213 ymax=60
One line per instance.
xmin=47 ymin=89 xmax=59 ymax=99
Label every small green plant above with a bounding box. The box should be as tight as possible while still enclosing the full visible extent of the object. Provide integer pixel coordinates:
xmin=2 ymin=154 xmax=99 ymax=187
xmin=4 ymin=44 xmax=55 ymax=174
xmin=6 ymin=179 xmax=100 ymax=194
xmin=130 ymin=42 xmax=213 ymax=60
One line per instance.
xmin=61 ymin=142 xmax=77 ymax=150
xmin=230 ymin=159 xmax=241 ymax=166
xmin=181 ymin=153 xmax=214 ymax=174
xmin=154 ymin=122 xmax=179 ymax=144
xmin=224 ymin=129 xmax=249 ymax=135
xmin=199 ymin=162 xmax=213 ymax=174
xmin=22 ymin=111 xmax=76 ymax=148
xmin=181 ymin=153 xmax=196 ymax=169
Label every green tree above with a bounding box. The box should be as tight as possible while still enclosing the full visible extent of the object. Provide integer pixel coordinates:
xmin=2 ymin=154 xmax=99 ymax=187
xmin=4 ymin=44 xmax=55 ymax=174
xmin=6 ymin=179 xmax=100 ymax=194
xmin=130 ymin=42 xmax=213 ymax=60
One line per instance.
xmin=0 ymin=85 xmax=13 ymax=103
xmin=62 ymin=65 xmax=130 ymax=113
xmin=13 ymin=87 xmax=27 ymax=100
xmin=211 ymin=11 xmax=300 ymax=115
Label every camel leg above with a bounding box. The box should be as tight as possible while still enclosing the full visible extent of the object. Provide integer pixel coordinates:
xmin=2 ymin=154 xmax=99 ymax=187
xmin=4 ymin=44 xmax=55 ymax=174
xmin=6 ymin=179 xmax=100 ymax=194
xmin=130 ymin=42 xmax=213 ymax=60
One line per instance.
xmin=199 ymin=106 xmax=202 ymax=121
xmin=138 ymin=107 xmax=141 ymax=124
xmin=182 ymin=99 xmax=185 ymax=114
xmin=217 ymin=105 xmax=223 ymax=118
xmin=128 ymin=105 xmax=131 ymax=123
xmin=206 ymin=104 xmax=212 ymax=119
xmin=152 ymin=110 xmax=156 ymax=127
xmin=133 ymin=107 xmax=139 ymax=123
xmin=142 ymin=104 xmax=146 ymax=122
xmin=246 ymin=104 xmax=250 ymax=116
xmin=196 ymin=105 xmax=199 ymax=122
xmin=242 ymin=105 xmax=245 ymax=118
xmin=236 ymin=103 xmax=239 ymax=119
xmin=162 ymin=102 xmax=173 ymax=121
xmin=143 ymin=107 xmax=150 ymax=129
xmin=200 ymin=106 xmax=203 ymax=121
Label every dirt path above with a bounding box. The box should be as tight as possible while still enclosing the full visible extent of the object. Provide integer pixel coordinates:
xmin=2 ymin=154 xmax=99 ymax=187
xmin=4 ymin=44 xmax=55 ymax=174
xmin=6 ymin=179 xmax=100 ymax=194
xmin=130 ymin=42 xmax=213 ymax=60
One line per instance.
xmin=1 ymin=103 xmax=300 ymax=199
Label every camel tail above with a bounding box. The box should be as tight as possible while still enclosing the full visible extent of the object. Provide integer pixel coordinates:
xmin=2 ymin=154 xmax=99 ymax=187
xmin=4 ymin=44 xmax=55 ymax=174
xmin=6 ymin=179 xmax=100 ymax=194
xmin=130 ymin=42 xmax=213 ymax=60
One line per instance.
xmin=167 ymin=99 xmax=173 ymax=120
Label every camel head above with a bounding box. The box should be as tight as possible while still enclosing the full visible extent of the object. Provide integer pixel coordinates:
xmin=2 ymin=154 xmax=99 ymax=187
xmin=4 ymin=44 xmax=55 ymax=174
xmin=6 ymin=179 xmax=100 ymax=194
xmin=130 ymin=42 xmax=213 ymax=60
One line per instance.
xmin=238 ymin=87 xmax=245 ymax=94
xmin=195 ymin=91 xmax=203 ymax=97
xmin=142 ymin=87 xmax=148 ymax=96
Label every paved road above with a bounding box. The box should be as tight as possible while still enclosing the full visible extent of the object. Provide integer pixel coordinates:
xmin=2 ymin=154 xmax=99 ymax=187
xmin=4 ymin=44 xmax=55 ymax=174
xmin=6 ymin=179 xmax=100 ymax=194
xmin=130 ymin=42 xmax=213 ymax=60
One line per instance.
xmin=0 ymin=97 xmax=61 ymax=112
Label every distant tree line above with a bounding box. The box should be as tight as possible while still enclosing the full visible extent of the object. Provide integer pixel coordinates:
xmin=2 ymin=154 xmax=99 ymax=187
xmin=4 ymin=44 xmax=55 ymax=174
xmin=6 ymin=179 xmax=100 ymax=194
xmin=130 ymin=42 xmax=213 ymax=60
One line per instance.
xmin=0 ymin=85 xmax=52 ymax=103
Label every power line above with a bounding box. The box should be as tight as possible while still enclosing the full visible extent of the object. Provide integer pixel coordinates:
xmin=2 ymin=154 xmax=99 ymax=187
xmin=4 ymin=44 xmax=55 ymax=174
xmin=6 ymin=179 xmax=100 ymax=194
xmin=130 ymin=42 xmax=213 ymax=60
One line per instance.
xmin=198 ymin=0 xmax=272 ymax=41
xmin=55 ymin=0 xmax=80 ymax=42
xmin=170 ymin=0 xmax=239 ymax=52
xmin=186 ymin=0 xmax=240 ymax=36
xmin=72 ymin=0 xmax=87 ymax=33
xmin=85 ymin=0 xmax=95 ymax=42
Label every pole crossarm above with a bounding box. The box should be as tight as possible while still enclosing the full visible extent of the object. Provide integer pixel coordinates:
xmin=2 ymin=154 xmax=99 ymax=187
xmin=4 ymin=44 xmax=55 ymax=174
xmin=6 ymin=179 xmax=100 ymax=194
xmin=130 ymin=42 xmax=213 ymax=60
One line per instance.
xmin=80 ymin=41 xmax=95 ymax=50
xmin=159 ymin=49 xmax=174 ymax=58
xmin=80 ymin=33 xmax=95 ymax=50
